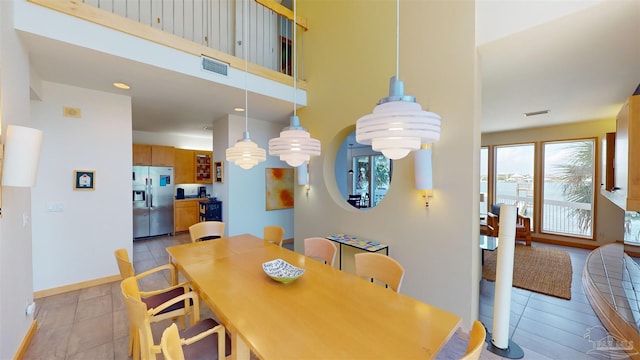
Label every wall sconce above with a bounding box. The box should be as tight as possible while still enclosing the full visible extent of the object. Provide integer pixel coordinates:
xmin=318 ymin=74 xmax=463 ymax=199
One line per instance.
xmin=297 ymin=162 xmax=310 ymax=197
xmin=297 ymin=161 xmax=309 ymax=186
xmin=414 ymin=143 xmax=433 ymax=207
xmin=0 ymin=125 xmax=44 ymax=214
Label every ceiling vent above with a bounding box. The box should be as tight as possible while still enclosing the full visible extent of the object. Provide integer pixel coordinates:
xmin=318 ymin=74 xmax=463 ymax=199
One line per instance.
xmin=201 ymin=56 xmax=228 ymax=76
xmin=523 ymin=110 xmax=549 ymax=117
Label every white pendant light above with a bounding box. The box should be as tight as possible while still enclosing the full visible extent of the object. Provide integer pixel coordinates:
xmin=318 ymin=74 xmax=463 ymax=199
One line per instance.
xmin=356 ymin=0 xmax=441 ymax=160
xmin=268 ymin=0 xmax=320 ymax=167
xmin=226 ymin=0 xmax=266 ymax=169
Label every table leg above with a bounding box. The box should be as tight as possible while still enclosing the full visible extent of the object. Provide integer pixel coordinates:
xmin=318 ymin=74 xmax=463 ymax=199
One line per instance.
xmin=231 ymin=330 xmax=251 ymax=360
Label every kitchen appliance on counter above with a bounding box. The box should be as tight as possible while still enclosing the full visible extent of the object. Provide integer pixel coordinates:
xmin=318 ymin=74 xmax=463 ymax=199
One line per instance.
xmin=176 ymin=188 xmax=185 ymax=199
xmin=133 ymin=166 xmax=174 ymax=239
xmin=198 ymin=186 xmax=207 ymax=198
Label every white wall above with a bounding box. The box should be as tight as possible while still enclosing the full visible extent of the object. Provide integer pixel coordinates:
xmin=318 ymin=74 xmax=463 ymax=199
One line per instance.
xmin=133 ymin=130 xmax=213 ymax=151
xmin=0 ymin=0 xmax=38 ymax=356
xmin=31 ymin=81 xmax=132 ymax=291
xmin=214 ymin=114 xmax=294 ymax=239
xmin=297 ymin=0 xmax=479 ymax=330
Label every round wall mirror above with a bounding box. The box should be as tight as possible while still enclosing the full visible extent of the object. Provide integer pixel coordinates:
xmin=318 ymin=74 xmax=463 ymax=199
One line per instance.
xmin=334 ymin=131 xmax=393 ymax=209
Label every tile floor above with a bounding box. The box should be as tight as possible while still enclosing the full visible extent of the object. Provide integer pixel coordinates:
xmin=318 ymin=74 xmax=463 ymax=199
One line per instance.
xmin=22 ymin=234 xmax=635 ymax=359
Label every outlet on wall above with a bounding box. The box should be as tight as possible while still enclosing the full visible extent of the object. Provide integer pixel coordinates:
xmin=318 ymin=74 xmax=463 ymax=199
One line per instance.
xmin=25 ymin=301 xmax=36 ymax=316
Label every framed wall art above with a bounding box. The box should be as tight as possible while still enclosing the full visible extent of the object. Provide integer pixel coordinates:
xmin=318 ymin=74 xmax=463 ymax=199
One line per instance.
xmin=265 ymin=168 xmax=294 ymax=210
xmin=214 ymin=161 xmax=224 ymax=183
xmin=74 ymin=170 xmax=95 ymax=190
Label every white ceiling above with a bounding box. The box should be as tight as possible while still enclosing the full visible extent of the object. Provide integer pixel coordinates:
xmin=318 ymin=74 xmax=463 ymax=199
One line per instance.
xmin=20 ymin=1 xmax=640 ymax=137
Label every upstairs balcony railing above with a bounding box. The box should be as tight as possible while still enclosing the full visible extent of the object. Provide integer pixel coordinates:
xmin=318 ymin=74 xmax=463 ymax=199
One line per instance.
xmin=31 ymin=0 xmax=306 ymax=87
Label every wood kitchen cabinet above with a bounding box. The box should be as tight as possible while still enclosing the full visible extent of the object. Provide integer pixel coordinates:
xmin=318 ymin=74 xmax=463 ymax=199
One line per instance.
xmin=174 ymin=149 xmax=212 ymax=184
xmin=174 ymin=148 xmax=195 ymax=184
xmin=602 ymin=95 xmax=640 ymax=211
xmin=194 ymin=151 xmax=212 ymax=183
xmin=174 ymin=199 xmax=200 ymax=233
xmin=132 ymin=144 xmax=175 ymax=166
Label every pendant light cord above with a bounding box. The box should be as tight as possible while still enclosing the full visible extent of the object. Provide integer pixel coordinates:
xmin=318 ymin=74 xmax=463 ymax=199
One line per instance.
xmin=244 ymin=0 xmax=249 ymax=133
xmin=395 ymin=0 xmax=399 ymax=80
xmin=293 ymin=0 xmax=297 ymax=118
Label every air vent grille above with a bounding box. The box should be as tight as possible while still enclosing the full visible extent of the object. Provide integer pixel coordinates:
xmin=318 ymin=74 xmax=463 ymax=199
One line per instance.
xmin=201 ymin=56 xmax=228 ymax=76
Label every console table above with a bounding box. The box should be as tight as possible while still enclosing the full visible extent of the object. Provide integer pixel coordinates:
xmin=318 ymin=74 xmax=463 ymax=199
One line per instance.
xmin=325 ymin=234 xmax=389 ymax=269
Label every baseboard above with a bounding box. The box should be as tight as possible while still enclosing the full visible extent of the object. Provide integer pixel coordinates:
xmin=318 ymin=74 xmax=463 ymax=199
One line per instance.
xmin=532 ymin=237 xmax=600 ymax=250
xmin=33 ymin=274 xmax=121 ymax=299
xmin=13 ymin=320 xmax=37 ymax=360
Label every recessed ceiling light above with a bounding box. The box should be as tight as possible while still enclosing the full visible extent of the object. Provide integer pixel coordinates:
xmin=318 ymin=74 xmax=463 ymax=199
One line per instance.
xmin=523 ymin=110 xmax=549 ymax=117
xmin=113 ymin=82 xmax=130 ymax=90
xmin=234 ymin=107 xmax=245 ymax=112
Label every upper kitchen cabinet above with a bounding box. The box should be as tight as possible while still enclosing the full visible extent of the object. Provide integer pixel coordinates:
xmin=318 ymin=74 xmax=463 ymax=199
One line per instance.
xmin=195 ymin=151 xmax=212 ymax=184
xmin=602 ymin=95 xmax=640 ymax=211
xmin=174 ymin=149 xmax=212 ymax=184
xmin=175 ymin=148 xmax=195 ymax=184
xmin=132 ymin=144 xmax=175 ymax=166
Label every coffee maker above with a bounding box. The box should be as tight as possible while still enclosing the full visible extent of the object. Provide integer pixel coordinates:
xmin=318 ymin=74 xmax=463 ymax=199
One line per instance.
xmin=198 ymin=186 xmax=207 ymax=198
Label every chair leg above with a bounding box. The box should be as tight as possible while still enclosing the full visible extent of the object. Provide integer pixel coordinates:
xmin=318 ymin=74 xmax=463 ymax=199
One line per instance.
xmin=132 ymin=331 xmax=140 ymax=360
xmin=128 ymin=325 xmax=134 ymax=356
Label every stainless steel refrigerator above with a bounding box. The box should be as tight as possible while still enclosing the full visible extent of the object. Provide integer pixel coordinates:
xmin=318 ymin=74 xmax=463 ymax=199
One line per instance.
xmin=132 ymin=166 xmax=174 ymax=239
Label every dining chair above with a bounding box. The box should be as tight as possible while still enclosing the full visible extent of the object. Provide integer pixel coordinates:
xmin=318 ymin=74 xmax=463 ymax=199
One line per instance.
xmin=304 ymin=237 xmax=337 ymax=266
xmin=189 ymin=220 xmax=225 ymax=242
xmin=263 ymin=225 xmax=285 ymax=247
xmin=354 ymin=252 xmax=405 ymax=293
xmin=460 ymin=320 xmax=486 ymax=360
xmin=115 ymin=248 xmax=191 ymax=359
xmin=161 ymin=322 xmax=228 ymax=360
xmin=121 ymin=276 xmax=231 ymax=360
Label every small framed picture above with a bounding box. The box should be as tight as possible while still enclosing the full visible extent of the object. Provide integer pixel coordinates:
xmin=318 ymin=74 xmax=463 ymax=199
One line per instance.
xmin=74 ymin=170 xmax=95 ymax=190
xmin=214 ymin=162 xmax=224 ymax=183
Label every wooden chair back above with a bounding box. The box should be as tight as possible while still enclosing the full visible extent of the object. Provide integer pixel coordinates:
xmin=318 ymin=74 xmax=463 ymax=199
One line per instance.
xmin=189 ymin=221 xmax=224 ymax=242
xmin=460 ymin=320 xmax=486 ymax=360
xmin=115 ymin=248 xmax=135 ymax=279
xmin=304 ymin=237 xmax=337 ymax=266
xmin=354 ymin=253 xmax=405 ymax=293
xmin=121 ymin=277 xmax=156 ymax=360
xmin=263 ymin=225 xmax=285 ymax=247
xmin=160 ymin=323 xmax=185 ymax=360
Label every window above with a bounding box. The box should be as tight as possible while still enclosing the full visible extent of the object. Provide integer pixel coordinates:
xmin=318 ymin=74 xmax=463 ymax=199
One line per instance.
xmin=494 ymin=144 xmax=535 ymax=228
xmin=541 ymin=140 xmax=595 ymax=238
xmin=480 ymin=147 xmax=488 ymax=215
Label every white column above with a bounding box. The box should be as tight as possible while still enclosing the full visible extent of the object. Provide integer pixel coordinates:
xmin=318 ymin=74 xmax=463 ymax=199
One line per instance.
xmin=491 ymin=203 xmax=517 ymax=349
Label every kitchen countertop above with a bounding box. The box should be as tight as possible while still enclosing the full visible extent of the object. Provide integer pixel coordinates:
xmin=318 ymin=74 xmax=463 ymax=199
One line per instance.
xmin=174 ymin=196 xmax=211 ymax=201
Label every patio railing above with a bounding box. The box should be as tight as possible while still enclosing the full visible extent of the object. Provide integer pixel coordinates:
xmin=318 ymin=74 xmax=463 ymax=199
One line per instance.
xmin=496 ymin=194 xmax=592 ymax=238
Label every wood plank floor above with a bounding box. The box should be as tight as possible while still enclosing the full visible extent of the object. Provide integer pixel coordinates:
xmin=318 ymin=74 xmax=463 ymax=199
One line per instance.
xmin=22 ymin=235 xmax=635 ymax=359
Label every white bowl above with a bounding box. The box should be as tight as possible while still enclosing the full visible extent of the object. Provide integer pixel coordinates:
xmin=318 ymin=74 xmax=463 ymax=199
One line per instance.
xmin=262 ymin=259 xmax=304 ymax=284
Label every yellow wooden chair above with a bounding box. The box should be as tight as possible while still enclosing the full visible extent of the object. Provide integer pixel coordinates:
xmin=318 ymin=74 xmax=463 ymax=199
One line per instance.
xmin=263 ymin=225 xmax=285 ymax=247
xmin=354 ymin=252 xmax=405 ymax=293
xmin=304 ymin=237 xmax=338 ymax=266
xmin=188 ymin=221 xmax=225 ymax=242
xmin=121 ymin=276 xmax=230 ymax=360
xmin=115 ymin=249 xmax=191 ymax=360
xmin=161 ymin=322 xmax=228 ymax=360
xmin=460 ymin=320 xmax=486 ymax=360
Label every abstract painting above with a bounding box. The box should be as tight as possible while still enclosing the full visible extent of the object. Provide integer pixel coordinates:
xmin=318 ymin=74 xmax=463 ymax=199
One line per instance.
xmin=266 ymin=168 xmax=294 ymax=210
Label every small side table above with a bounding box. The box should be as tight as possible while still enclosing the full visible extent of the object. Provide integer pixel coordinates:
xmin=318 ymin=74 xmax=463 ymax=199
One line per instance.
xmin=325 ymin=234 xmax=389 ymax=270
xmin=479 ymin=235 xmax=498 ymax=265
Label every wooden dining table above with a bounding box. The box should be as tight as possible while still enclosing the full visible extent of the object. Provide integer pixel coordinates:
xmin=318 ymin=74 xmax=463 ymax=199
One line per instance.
xmin=167 ymin=234 xmax=461 ymax=360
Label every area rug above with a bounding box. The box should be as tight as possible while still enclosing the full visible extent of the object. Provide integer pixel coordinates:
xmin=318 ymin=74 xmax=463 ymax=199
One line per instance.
xmin=482 ymin=245 xmax=572 ymax=300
